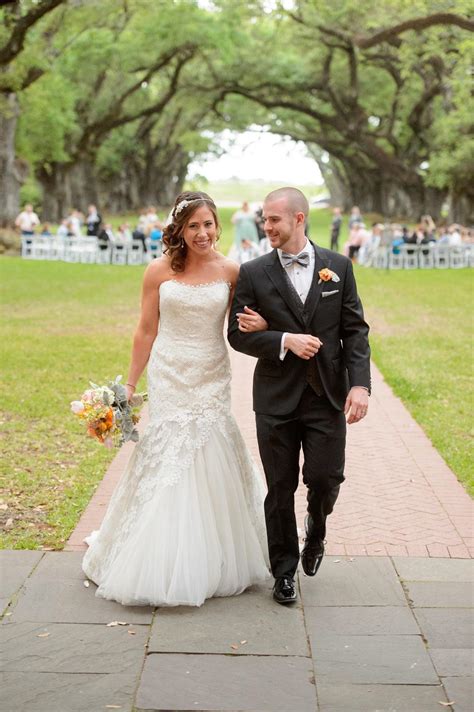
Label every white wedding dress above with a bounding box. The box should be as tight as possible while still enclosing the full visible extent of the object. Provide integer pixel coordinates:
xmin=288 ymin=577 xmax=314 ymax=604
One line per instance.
xmin=82 ymin=279 xmax=270 ymax=607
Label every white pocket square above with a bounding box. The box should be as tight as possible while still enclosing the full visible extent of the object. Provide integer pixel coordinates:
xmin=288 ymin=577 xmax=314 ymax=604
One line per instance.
xmin=322 ymin=290 xmax=339 ymax=297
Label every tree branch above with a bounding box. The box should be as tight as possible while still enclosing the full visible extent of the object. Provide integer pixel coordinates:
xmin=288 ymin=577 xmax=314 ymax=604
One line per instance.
xmin=0 ymin=0 xmax=66 ymax=66
xmin=354 ymin=13 xmax=474 ymax=49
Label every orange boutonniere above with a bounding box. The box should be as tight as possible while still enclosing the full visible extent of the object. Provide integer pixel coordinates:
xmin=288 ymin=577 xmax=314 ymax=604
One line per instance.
xmin=318 ymin=268 xmax=340 ymax=285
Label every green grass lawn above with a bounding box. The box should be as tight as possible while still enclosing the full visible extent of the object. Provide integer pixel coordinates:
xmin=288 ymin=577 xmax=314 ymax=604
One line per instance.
xmin=355 ymin=267 xmax=473 ymax=495
xmin=1 ymin=217 xmax=472 ymax=548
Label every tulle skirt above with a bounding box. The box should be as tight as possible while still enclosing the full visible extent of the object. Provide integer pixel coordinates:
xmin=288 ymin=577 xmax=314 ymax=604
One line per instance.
xmin=82 ymin=415 xmax=270 ymax=607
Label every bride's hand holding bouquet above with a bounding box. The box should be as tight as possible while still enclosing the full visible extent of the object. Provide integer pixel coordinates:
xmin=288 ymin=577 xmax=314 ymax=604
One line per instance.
xmin=71 ymin=376 xmax=145 ymax=448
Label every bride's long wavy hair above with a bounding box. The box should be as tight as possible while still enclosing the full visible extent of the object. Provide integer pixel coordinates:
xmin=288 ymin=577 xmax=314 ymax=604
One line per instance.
xmin=163 ymin=191 xmax=221 ymax=273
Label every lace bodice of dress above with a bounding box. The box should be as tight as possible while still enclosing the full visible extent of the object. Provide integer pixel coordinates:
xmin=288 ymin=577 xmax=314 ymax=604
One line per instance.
xmin=147 ymin=279 xmax=231 ymax=423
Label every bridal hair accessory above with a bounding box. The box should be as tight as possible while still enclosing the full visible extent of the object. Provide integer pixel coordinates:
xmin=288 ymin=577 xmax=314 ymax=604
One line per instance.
xmin=71 ymin=376 xmax=146 ymax=448
xmin=318 ymin=268 xmax=340 ymax=284
xmin=173 ymin=197 xmax=213 ymax=217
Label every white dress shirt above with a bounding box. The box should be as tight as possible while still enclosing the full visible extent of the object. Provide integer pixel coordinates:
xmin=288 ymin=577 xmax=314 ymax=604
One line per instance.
xmin=278 ymin=239 xmax=315 ymax=359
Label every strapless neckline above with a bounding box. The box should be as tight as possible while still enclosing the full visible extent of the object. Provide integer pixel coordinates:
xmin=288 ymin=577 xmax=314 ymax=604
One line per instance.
xmin=161 ymin=279 xmax=231 ymax=291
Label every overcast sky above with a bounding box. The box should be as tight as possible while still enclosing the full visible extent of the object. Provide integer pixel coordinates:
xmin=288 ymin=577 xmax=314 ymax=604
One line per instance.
xmin=189 ymin=130 xmax=324 ymax=185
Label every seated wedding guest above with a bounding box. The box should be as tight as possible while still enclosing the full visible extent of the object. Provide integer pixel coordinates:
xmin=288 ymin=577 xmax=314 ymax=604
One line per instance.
xmin=461 ymin=227 xmax=473 ymax=244
xmin=98 ymin=223 xmax=115 ymax=250
xmin=344 ymin=222 xmax=368 ymax=262
xmin=15 ymin=203 xmax=40 ymax=237
xmin=116 ymin=223 xmax=133 ymax=246
xmin=40 ymin=223 xmax=52 ymax=237
xmin=85 ymin=204 xmax=102 ymax=236
xmin=148 ymin=221 xmax=163 ymax=258
xmin=228 ymin=237 xmax=260 ymax=265
xmin=391 ymin=235 xmax=405 ymax=254
xmin=447 ymin=224 xmax=462 ymax=246
xmin=359 ymin=223 xmax=383 ymax=265
xmin=56 ymin=219 xmax=70 ymax=238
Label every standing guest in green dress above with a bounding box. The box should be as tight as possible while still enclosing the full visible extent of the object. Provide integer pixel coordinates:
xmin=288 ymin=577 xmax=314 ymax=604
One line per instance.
xmin=231 ymin=201 xmax=259 ymax=248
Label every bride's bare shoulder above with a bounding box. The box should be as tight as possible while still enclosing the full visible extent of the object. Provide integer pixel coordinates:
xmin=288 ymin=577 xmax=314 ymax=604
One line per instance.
xmin=144 ymin=256 xmax=173 ymax=287
xmin=220 ymin=257 xmax=240 ymax=286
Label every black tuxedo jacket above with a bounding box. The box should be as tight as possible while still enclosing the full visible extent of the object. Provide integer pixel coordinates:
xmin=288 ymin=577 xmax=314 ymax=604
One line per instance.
xmin=228 ymin=242 xmax=371 ymax=415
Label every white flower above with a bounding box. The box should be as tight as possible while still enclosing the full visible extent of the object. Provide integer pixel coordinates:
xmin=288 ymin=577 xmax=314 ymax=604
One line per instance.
xmin=70 ymin=400 xmax=85 ymax=414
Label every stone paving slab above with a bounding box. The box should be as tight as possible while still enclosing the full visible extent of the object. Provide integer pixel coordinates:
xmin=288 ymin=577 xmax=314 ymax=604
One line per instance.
xmin=404 ymin=581 xmax=473 ymax=608
xmin=0 ymin=671 xmax=137 ymax=712
xmin=149 ymin=580 xmax=309 ymax=657
xmin=413 ymin=608 xmax=474 ymax=649
xmin=0 ymin=621 xmax=148 ymax=673
xmin=136 ymin=653 xmax=317 ymax=711
xmin=304 ymin=606 xmax=419 ymax=637
xmin=6 ymin=552 xmax=152 ymax=625
xmin=0 ymin=550 xmax=43 ymax=604
xmin=442 ymin=677 xmax=474 ymax=712
xmin=393 ymin=557 xmax=474 ymax=581
xmin=312 ymin=634 xmax=439 ymax=684
xmin=30 ymin=551 xmax=87 ymax=580
xmin=316 ymin=681 xmax=449 ymax=711
xmin=299 ymin=557 xmax=406 ymax=607
xmin=429 ymin=648 xmax=474 ymax=678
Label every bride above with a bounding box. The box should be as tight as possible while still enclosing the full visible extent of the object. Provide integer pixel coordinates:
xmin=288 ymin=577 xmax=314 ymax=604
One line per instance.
xmin=82 ymin=191 xmax=270 ymax=607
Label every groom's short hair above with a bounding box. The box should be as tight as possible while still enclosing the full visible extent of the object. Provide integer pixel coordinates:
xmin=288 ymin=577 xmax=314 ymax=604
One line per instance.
xmin=264 ymin=187 xmax=309 ymax=218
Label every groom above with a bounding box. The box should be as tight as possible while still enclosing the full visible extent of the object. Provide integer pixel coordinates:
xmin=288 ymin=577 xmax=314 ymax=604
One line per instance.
xmin=228 ymin=187 xmax=371 ymax=605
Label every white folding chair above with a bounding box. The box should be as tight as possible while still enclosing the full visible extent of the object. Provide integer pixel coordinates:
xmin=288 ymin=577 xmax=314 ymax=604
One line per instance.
xmin=388 ymin=249 xmax=404 ymax=269
xmin=31 ymin=237 xmax=53 ymax=260
xmin=21 ymin=236 xmax=34 ymax=258
xmin=373 ymin=246 xmax=389 ymax=269
xmin=434 ymin=245 xmax=450 ymax=268
xmin=419 ymin=243 xmax=435 ymax=269
xmin=96 ymin=245 xmax=112 ymax=264
xmin=80 ymin=237 xmax=99 ymax=264
xmin=127 ymin=240 xmax=144 ymax=265
xmin=111 ymin=245 xmax=127 ymax=265
xmin=401 ymin=244 xmax=419 ymax=269
xmin=449 ymin=246 xmax=466 ymax=268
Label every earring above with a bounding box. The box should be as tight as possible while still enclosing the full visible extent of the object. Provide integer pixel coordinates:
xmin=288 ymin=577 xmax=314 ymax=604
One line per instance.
xmin=180 ymin=238 xmax=185 ymax=249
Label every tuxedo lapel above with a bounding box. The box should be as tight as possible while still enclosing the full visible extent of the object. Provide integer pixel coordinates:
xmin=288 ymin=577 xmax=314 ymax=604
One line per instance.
xmin=303 ymin=242 xmax=332 ymax=326
xmin=263 ymin=250 xmax=305 ymax=326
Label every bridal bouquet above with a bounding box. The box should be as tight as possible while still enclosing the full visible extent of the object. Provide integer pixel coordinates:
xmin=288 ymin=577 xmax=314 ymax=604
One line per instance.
xmin=70 ymin=376 xmax=144 ymax=448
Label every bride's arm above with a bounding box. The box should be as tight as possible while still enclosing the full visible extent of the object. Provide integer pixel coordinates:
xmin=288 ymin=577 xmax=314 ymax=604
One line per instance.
xmin=125 ymin=260 xmax=165 ymax=399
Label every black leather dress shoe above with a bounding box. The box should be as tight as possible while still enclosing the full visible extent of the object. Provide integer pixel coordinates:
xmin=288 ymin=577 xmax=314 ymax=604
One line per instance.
xmin=301 ymin=538 xmax=325 ymax=577
xmin=273 ymin=577 xmax=297 ymax=604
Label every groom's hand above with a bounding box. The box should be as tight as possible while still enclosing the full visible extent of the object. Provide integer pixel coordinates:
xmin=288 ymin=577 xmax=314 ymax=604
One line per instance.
xmin=285 ymin=334 xmax=322 ymax=360
xmin=344 ymin=387 xmax=369 ymax=424
xmin=237 ymin=306 xmax=268 ymax=333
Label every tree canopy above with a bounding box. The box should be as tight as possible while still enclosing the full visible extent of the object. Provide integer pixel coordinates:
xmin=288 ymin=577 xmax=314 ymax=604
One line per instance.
xmin=1 ymin=0 xmax=472 ymax=224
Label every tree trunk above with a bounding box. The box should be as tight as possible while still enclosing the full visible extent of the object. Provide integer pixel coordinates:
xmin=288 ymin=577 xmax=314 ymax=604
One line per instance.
xmin=0 ymin=92 xmax=21 ymax=227
xmin=37 ymin=163 xmax=74 ymax=222
xmin=323 ymin=156 xmax=447 ymax=221
xmin=449 ymin=186 xmax=474 ymax=225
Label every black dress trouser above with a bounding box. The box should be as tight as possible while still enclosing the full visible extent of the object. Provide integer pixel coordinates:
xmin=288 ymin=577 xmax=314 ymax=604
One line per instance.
xmin=256 ymin=385 xmax=346 ymax=579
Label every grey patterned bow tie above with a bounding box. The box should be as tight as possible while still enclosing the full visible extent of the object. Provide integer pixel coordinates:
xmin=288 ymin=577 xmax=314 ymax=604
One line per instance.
xmin=281 ymin=251 xmax=310 ymax=268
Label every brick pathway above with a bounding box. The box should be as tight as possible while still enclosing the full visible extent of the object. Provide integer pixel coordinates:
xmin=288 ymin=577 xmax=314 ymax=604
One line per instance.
xmin=67 ymin=352 xmax=473 ymax=558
